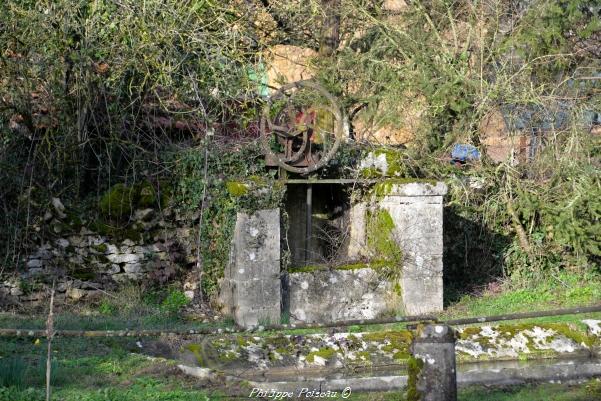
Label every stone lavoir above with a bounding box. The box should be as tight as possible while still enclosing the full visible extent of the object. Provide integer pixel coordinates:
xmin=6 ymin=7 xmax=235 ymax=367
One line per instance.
xmin=2 ymin=179 xmax=447 ymax=330
xmin=220 ymin=180 xmax=447 ymax=328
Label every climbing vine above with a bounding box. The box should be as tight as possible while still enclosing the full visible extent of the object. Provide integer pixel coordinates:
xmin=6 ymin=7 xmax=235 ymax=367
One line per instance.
xmin=172 ymin=142 xmax=285 ymax=296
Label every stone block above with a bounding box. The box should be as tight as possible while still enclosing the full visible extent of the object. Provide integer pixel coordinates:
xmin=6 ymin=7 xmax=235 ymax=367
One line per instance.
xmin=67 ymin=287 xmax=86 ymax=300
xmin=288 ymin=267 xmax=402 ymax=323
xmin=10 ymin=287 xmax=23 ymax=296
xmin=134 ymin=208 xmax=154 ymax=221
xmin=376 ymin=181 xmax=447 ymax=315
xmin=56 ymin=238 xmax=70 ymax=248
xmin=26 ymin=259 xmax=43 ymax=268
xmin=411 ymin=324 xmax=457 ymax=401
xmin=220 ymin=209 xmax=281 ymax=328
xmin=401 ymin=273 xmax=443 ymax=315
xmin=123 ymin=263 xmax=143 ymax=274
xmin=234 ymin=305 xmax=280 ymax=327
xmin=234 ymin=277 xmax=280 ymax=308
xmin=107 ymin=264 xmax=121 ymax=274
xmin=106 ymin=253 xmax=139 ymax=264
xmin=347 ymin=202 xmax=368 ymax=260
xmin=57 ymin=282 xmax=69 ymax=292
xmin=81 ymin=281 xmax=100 ymax=290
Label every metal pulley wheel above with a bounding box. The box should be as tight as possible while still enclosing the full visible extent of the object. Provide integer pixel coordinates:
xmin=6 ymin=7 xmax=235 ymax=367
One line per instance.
xmin=260 ymin=80 xmax=347 ymax=174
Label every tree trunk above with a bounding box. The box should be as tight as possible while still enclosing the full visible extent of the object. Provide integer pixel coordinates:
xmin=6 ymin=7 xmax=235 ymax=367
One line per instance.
xmin=319 ymin=0 xmax=340 ymax=57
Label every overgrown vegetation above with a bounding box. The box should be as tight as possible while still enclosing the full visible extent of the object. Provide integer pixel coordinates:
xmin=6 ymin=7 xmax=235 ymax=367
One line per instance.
xmin=0 ymin=0 xmax=599 ymax=304
xmin=173 ymin=142 xmax=285 ymax=295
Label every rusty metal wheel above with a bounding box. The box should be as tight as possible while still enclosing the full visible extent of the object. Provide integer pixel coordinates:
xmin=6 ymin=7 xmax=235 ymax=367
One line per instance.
xmin=260 ymin=80 xmax=348 ymax=174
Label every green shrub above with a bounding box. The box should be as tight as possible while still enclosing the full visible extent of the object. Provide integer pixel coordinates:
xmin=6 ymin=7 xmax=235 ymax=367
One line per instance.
xmin=98 ymin=300 xmax=116 ymax=316
xmin=160 ymin=289 xmax=190 ymax=314
xmin=0 ymin=387 xmax=44 ymax=401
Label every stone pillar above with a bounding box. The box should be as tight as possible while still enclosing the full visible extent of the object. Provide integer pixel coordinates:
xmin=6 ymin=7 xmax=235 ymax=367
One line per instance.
xmin=220 ymin=209 xmax=281 ymax=328
xmin=409 ymin=324 xmax=457 ymax=401
xmin=347 ymin=202 xmax=368 ymax=260
xmin=378 ymin=182 xmax=447 ymax=315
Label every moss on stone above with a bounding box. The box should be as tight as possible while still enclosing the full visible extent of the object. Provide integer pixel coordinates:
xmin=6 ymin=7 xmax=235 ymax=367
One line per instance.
xmin=457 ymin=322 xmax=596 ymax=362
xmin=406 ymin=355 xmax=424 ymax=401
xmin=306 ymin=348 xmax=336 ymax=363
xmin=275 ymin=347 xmax=291 ymax=356
xmin=248 ymin=175 xmax=267 ymax=186
xmin=92 ymin=243 xmax=108 ymax=253
xmin=184 ymin=343 xmax=204 ymax=366
xmin=366 ymin=209 xmax=403 ymax=277
xmin=364 ymin=331 xmax=413 ymax=360
xmin=393 ymin=350 xmax=410 ymax=360
xmin=495 ymin=323 xmax=595 ymax=348
xmin=337 ymin=260 xmax=390 ymax=271
xmin=218 ymin=351 xmax=239 ymax=362
xmin=359 ymin=167 xmax=382 ymax=178
xmin=367 ymin=209 xmax=395 ymax=253
xmin=355 ymin=351 xmax=371 ymax=362
xmin=373 ymin=148 xmax=407 ymax=177
xmin=99 ymin=181 xmax=172 ymax=219
xmin=226 ymin=181 xmax=249 ymax=197
xmin=267 ymin=335 xmax=289 ymax=346
xmin=371 ymin=178 xmax=438 ymax=198
xmin=136 ymin=180 xmax=166 ymax=208
xmin=236 ymin=336 xmax=250 ymax=347
xmin=99 ymin=183 xmax=137 ymax=219
xmin=88 ymin=221 xmax=141 ymax=243
xmin=363 ymin=330 xmax=412 ymax=343
xmin=458 ymin=327 xmax=483 ymax=339
xmin=288 ymin=264 xmax=328 ymax=274
xmin=345 ymin=335 xmax=364 ymax=351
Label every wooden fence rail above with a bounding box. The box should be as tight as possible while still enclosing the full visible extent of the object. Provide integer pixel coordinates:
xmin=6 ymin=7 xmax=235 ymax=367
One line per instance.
xmin=1 ymin=304 xmax=600 ymax=338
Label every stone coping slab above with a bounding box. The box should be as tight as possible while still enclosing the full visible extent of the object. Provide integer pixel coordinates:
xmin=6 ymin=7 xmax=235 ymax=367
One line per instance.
xmin=171 ymin=320 xmax=601 ymax=375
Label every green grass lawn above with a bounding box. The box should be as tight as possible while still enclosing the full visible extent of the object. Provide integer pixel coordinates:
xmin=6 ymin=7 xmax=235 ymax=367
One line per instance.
xmin=441 ymin=270 xmax=601 ymax=320
xmin=1 ymin=270 xmax=600 ymax=399
xmin=0 ymin=336 xmax=229 ymax=401
xmin=459 ymin=381 xmax=601 ymax=401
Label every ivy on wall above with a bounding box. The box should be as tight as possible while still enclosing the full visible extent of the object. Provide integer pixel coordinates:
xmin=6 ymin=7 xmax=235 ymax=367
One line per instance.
xmin=172 ymin=142 xmax=285 ymax=296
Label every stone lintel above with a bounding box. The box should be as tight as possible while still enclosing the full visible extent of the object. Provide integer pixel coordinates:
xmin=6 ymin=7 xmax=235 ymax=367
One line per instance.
xmin=381 ymin=181 xmax=448 ymax=197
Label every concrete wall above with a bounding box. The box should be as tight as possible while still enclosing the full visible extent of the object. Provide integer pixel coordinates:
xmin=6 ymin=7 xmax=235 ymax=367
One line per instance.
xmin=378 ymin=182 xmax=447 ymax=315
xmin=288 ymin=266 xmax=401 ymax=323
xmin=220 ymin=209 xmax=281 ymax=328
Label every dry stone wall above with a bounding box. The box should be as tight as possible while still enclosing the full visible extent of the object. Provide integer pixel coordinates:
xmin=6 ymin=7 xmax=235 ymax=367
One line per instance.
xmin=0 ymin=207 xmax=198 ymax=306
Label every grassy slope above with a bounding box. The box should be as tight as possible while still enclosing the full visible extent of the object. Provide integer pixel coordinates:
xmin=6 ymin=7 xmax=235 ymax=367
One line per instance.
xmin=442 ymin=271 xmax=601 ymax=319
xmin=0 ymin=336 xmax=228 ymax=401
xmin=1 ymin=271 xmax=600 ymax=399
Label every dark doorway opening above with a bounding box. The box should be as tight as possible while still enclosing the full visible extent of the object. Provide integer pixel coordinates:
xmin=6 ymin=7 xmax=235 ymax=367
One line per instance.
xmin=283 ymin=183 xmax=351 ymax=268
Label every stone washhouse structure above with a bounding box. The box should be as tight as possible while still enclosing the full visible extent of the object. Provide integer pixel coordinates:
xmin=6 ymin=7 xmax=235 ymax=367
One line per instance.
xmin=219 ymin=181 xmax=448 ymax=328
